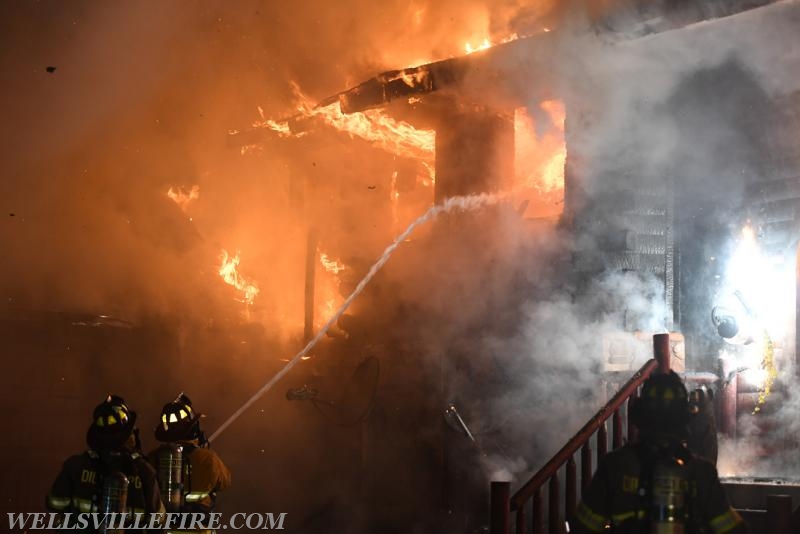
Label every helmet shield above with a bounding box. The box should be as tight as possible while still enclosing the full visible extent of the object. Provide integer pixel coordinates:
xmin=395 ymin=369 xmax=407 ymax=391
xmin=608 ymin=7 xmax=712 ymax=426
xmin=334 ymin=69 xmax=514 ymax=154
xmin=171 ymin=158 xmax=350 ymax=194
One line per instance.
xmin=155 ymin=393 xmax=203 ymax=442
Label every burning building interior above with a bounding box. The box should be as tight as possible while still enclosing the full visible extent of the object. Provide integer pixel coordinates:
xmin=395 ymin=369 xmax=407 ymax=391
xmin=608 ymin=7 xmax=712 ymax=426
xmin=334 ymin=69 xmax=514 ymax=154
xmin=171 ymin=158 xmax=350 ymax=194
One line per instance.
xmin=2 ymin=0 xmax=800 ymax=532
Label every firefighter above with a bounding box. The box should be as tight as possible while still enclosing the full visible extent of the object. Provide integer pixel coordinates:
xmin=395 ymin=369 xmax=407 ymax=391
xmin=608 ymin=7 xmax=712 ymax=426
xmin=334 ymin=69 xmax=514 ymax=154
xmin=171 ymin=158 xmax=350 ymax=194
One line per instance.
xmin=571 ymin=372 xmax=746 ymax=533
xmin=46 ymin=394 xmax=165 ymax=532
xmin=149 ymin=393 xmax=231 ymax=532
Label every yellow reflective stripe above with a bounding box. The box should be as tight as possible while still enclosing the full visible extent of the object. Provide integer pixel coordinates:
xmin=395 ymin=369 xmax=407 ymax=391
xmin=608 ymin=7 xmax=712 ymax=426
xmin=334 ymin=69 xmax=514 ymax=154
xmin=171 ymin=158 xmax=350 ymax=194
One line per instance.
xmin=611 ymin=510 xmax=646 ymax=523
xmin=575 ymin=502 xmax=608 ymax=532
xmin=709 ymin=508 xmax=744 ymax=534
xmin=73 ymin=497 xmax=95 ymax=512
xmin=184 ymin=491 xmax=210 ymax=502
xmin=47 ymin=494 xmax=72 ymax=510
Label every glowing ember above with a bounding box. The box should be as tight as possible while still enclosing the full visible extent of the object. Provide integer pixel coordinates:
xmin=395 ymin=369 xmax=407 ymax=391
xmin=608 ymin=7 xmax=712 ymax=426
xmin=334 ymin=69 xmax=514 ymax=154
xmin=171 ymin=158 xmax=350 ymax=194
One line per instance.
xmin=166 ymin=185 xmax=200 ymax=212
xmin=218 ymin=249 xmax=260 ymax=305
xmin=254 ymin=84 xmax=435 ymax=162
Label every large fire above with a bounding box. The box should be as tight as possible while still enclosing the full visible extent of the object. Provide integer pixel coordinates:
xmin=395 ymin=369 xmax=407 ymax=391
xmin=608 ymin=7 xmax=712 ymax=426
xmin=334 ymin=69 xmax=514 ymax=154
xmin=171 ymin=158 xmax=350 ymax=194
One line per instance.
xmin=218 ymin=249 xmax=261 ymax=305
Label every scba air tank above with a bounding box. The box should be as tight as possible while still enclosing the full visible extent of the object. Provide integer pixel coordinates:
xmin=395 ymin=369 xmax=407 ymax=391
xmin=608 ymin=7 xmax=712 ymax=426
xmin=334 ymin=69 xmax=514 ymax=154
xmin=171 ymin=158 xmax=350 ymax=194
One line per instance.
xmin=157 ymin=443 xmax=185 ymax=512
xmin=98 ymin=470 xmax=129 ymax=534
xmin=649 ymin=456 xmax=690 ymax=534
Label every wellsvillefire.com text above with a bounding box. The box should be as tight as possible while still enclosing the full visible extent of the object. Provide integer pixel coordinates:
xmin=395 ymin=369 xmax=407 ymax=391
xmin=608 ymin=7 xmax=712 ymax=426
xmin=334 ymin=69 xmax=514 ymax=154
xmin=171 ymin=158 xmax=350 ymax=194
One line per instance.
xmin=8 ymin=512 xmax=287 ymax=530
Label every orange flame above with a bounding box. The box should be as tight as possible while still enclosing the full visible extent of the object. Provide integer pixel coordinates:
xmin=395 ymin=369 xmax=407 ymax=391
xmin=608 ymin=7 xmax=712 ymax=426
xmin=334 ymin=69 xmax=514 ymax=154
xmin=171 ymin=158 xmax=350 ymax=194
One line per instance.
xmin=315 ymin=251 xmax=346 ymax=328
xmin=254 ymin=85 xmax=435 ymax=162
xmin=465 ymin=38 xmax=491 ymax=54
xmin=513 ymin=100 xmax=566 ymax=218
xmin=320 ymin=252 xmax=346 ymax=274
xmin=465 ymin=33 xmax=519 ymax=55
xmin=167 ymin=185 xmax=200 ymax=212
xmin=218 ymin=249 xmax=260 ymax=305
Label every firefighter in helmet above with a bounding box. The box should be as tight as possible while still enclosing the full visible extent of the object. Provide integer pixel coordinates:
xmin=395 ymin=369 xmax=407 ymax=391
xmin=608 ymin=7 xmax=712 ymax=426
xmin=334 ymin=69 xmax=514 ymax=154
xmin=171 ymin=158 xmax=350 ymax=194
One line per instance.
xmin=46 ymin=394 xmax=165 ymax=532
xmin=149 ymin=393 xmax=231 ymax=531
xmin=571 ymin=372 xmax=746 ymax=533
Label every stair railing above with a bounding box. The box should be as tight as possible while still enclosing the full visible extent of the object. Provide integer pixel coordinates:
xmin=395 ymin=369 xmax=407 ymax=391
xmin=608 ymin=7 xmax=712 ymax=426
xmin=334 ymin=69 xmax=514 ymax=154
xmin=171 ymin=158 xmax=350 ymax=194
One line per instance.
xmin=490 ymin=333 xmax=672 ymax=534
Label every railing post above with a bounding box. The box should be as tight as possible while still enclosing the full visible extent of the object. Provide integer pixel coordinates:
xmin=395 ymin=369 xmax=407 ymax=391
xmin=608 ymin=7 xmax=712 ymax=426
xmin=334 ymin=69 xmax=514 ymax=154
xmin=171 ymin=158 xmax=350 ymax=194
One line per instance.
xmin=566 ymin=456 xmax=577 ymax=521
xmin=548 ymin=475 xmax=560 ymax=534
xmin=597 ymin=423 xmax=608 ymax=460
xmin=533 ymin=488 xmax=544 ymax=534
xmin=517 ymin=506 xmax=527 ymax=534
xmin=612 ymin=410 xmax=623 ymax=449
xmin=580 ymin=442 xmax=592 ymax=493
xmin=653 ymin=333 xmax=671 ymax=374
xmin=491 ymin=481 xmax=511 ymax=534
xmin=627 ymin=391 xmax=640 ymax=444
xmin=767 ymin=494 xmax=792 ymax=534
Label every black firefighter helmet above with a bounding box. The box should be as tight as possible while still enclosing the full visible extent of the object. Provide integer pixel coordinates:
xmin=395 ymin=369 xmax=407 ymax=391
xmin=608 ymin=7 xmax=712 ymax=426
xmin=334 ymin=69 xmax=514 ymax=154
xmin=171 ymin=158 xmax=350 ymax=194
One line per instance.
xmin=155 ymin=393 xmax=204 ymax=442
xmin=630 ymin=371 xmax=690 ymax=436
xmin=86 ymin=394 xmax=138 ymax=452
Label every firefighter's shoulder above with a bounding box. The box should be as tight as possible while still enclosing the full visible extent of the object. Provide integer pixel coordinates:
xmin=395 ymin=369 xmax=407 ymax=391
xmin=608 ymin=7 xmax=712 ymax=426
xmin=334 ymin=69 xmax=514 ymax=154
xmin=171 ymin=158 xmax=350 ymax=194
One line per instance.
xmin=61 ymin=451 xmax=95 ymax=471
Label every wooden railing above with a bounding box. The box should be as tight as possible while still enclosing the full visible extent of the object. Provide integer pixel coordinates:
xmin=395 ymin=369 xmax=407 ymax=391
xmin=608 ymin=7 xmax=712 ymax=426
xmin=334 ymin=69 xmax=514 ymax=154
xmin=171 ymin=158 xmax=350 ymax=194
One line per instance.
xmin=490 ymin=333 xmax=673 ymax=534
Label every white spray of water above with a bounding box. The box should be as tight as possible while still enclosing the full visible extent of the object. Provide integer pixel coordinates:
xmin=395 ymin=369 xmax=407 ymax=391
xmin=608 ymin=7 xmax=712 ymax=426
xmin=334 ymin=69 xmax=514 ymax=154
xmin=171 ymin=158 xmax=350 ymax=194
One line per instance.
xmin=209 ymin=191 xmax=504 ymax=442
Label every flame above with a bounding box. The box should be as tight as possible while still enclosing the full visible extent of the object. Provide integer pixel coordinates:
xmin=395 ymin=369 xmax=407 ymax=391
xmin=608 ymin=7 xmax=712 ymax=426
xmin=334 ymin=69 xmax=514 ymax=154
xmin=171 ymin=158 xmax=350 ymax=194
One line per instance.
xmin=167 ymin=185 xmax=200 ymax=213
xmin=513 ymin=100 xmax=566 ymax=218
xmin=465 ymin=38 xmax=491 ymax=54
xmin=465 ymin=33 xmax=519 ymax=55
xmin=218 ymin=249 xmax=260 ymax=305
xmin=315 ymin=251 xmax=346 ymax=328
xmin=253 ymin=85 xmax=434 ymax=163
xmin=320 ymin=252 xmax=346 ymax=274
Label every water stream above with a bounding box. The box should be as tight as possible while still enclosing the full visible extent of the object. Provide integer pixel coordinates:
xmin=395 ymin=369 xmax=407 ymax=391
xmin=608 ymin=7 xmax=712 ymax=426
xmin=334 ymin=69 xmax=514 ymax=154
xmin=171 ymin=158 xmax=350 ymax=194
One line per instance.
xmin=209 ymin=192 xmax=503 ymax=442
